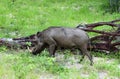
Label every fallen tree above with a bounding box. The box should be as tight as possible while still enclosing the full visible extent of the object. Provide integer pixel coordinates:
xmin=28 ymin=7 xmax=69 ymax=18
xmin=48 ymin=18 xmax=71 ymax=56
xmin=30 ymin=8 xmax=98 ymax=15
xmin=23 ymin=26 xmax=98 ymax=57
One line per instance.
xmin=77 ymin=19 xmax=120 ymax=53
xmin=0 ymin=19 xmax=120 ymax=53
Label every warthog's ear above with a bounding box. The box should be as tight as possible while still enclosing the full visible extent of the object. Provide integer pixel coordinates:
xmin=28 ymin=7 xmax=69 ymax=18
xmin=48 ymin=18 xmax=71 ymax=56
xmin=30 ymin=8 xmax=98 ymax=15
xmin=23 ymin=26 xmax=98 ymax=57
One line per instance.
xmin=36 ymin=31 xmax=42 ymax=37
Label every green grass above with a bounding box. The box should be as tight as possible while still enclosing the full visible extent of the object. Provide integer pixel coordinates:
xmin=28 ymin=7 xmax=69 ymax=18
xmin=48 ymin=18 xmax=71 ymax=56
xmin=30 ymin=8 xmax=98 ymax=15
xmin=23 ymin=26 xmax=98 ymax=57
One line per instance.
xmin=0 ymin=0 xmax=120 ymax=37
xmin=0 ymin=0 xmax=120 ymax=79
xmin=0 ymin=49 xmax=120 ymax=79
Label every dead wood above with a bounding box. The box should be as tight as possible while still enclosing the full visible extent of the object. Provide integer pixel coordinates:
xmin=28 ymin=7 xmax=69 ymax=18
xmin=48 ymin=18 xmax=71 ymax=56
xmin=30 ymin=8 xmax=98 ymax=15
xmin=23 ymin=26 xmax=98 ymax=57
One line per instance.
xmin=0 ymin=19 xmax=120 ymax=53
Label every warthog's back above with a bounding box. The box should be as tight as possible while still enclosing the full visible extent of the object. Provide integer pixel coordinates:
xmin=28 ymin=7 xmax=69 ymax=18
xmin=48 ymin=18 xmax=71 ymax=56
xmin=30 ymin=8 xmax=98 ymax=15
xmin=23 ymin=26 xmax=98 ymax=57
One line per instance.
xmin=42 ymin=27 xmax=89 ymax=48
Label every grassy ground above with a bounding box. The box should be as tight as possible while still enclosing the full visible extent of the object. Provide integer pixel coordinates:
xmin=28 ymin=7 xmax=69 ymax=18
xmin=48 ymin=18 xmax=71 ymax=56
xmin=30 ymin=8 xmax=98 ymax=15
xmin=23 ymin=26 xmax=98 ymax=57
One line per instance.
xmin=0 ymin=49 xmax=120 ymax=79
xmin=0 ymin=0 xmax=120 ymax=79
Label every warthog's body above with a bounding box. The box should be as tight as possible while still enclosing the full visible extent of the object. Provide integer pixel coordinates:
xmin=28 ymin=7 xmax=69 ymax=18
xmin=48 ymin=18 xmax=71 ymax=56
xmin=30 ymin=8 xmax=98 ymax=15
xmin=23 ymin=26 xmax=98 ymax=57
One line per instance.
xmin=32 ymin=27 xmax=93 ymax=65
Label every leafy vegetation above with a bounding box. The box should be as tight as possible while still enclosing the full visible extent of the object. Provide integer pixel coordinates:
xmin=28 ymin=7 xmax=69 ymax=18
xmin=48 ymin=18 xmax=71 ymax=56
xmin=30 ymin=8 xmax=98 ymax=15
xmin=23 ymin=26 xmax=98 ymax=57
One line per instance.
xmin=105 ymin=0 xmax=120 ymax=13
xmin=0 ymin=0 xmax=120 ymax=79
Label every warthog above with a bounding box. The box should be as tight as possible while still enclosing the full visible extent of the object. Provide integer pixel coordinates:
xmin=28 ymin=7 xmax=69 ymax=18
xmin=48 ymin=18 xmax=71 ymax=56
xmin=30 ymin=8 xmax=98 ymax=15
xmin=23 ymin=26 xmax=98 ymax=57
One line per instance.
xmin=32 ymin=27 xmax=93 ymax=65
